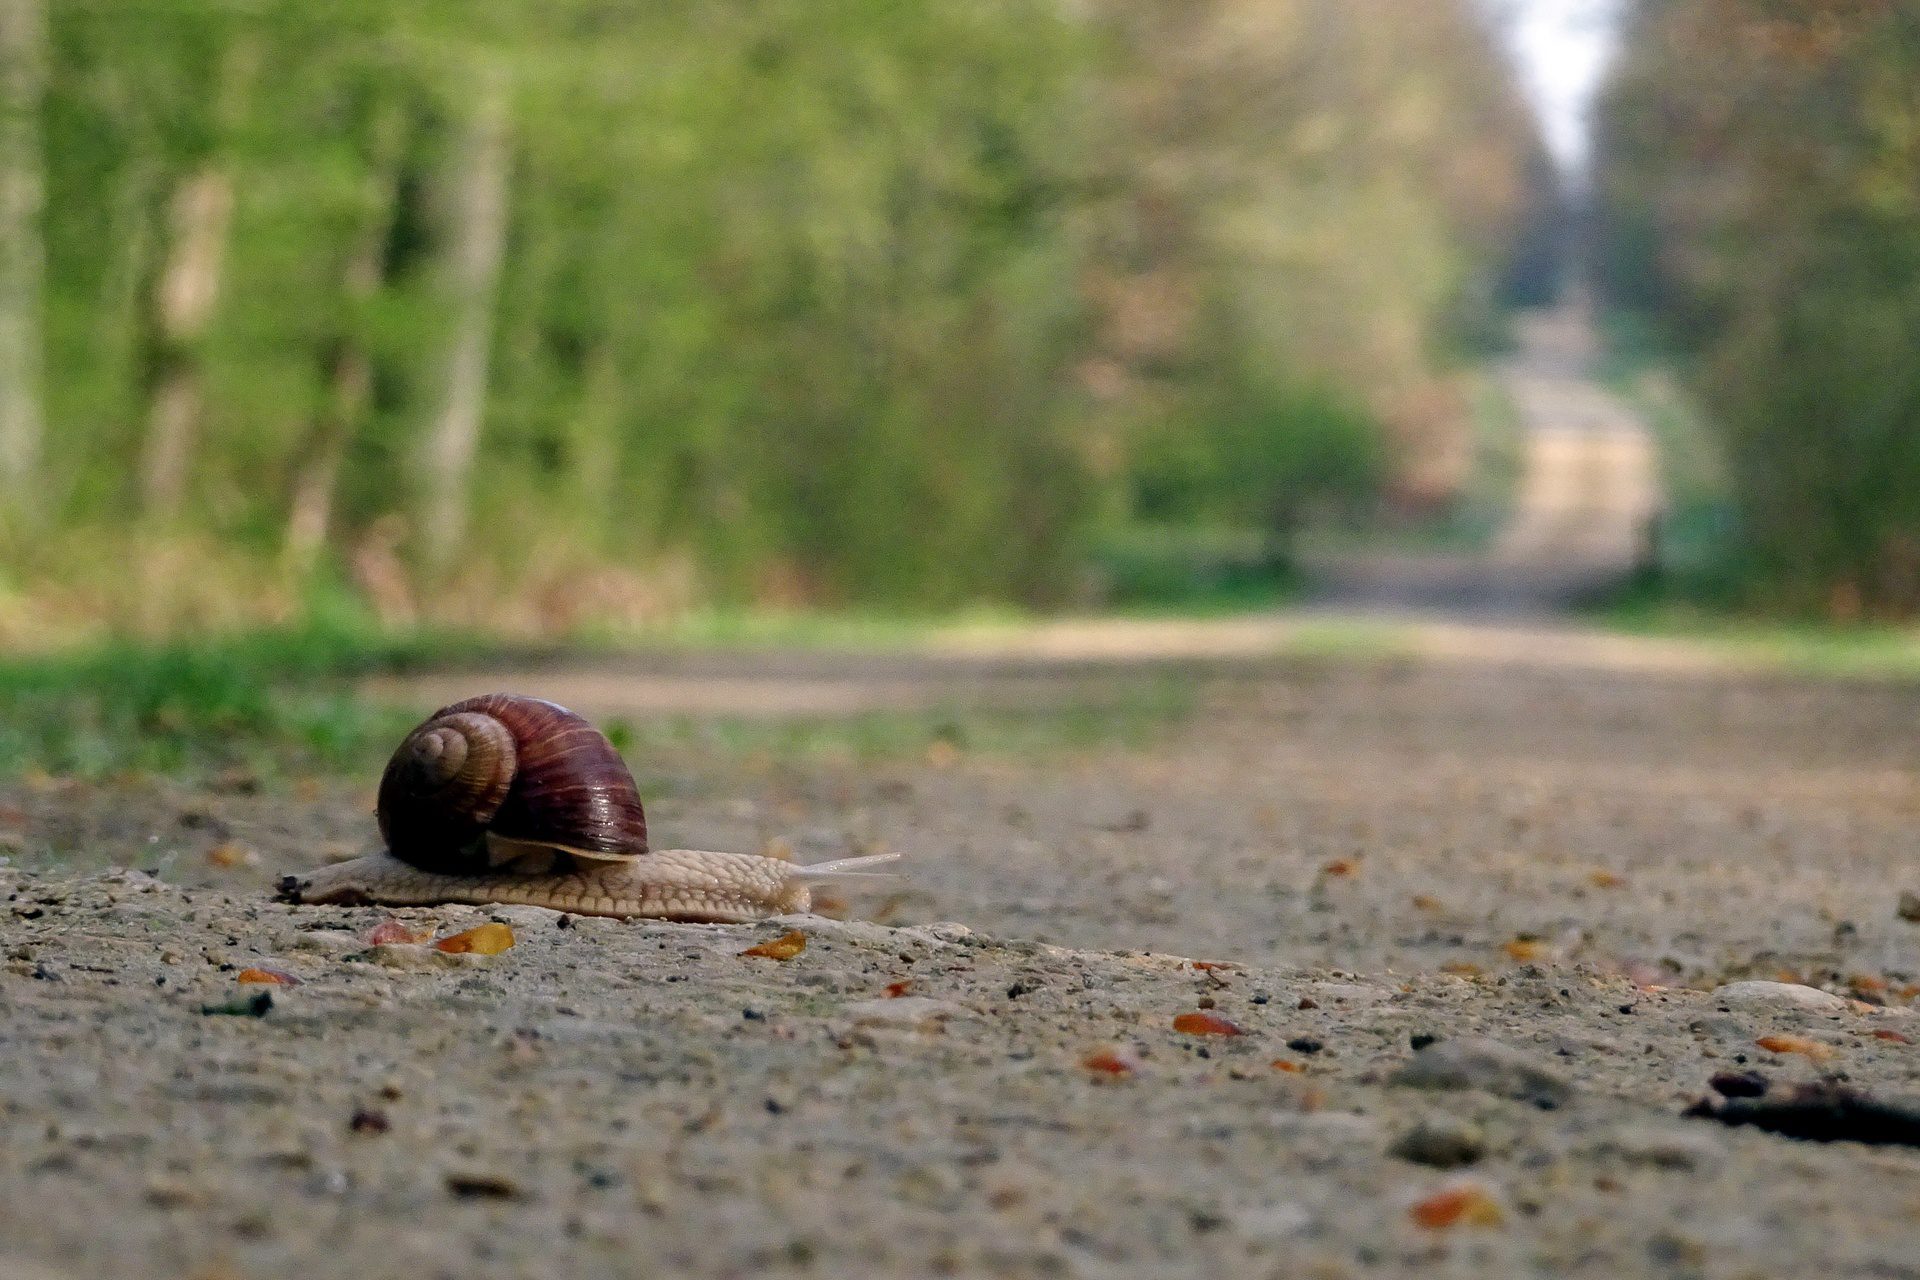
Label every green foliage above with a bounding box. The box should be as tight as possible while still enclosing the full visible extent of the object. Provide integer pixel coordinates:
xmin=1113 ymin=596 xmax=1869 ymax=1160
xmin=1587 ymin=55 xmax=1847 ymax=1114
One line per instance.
xmin=1089 ymin=526 xmax=1298 ymax=611
xmin=6 ymin=0 xmax=1542 ymax=641
xmin=1592 ymin=310 xmax=1744 ymax=604
xmin=1087 ymin=0 xmax=1548 ymax=549
xmin=1132 ymin=371 xmax=1383 ymax=533
xmin=1595 ymin=0 xmax=1920 ymax=617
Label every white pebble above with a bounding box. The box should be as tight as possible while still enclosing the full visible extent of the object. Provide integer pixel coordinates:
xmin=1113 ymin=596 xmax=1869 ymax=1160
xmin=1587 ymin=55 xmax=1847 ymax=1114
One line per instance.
xmin=1710 ymin=981 xmax=1849 ymax=1014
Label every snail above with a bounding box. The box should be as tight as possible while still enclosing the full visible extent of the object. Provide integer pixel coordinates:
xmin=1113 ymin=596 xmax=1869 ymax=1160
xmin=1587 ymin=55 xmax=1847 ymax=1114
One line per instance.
xmin=276 ymin=693 xmax=899 ymax=922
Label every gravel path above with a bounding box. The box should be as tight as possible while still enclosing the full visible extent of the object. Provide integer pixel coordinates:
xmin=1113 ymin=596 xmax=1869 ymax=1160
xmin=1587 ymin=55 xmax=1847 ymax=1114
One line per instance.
xmin=1309 ymin=301 xmax=1662 ymax=612
xmin=4 ymin=655 xmax=1919 ymax=1279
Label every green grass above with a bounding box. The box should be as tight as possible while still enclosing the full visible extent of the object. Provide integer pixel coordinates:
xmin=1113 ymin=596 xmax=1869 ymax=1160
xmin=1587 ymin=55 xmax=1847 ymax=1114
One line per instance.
xmin=1597 ymin=603 xmax=1920 ymax=680
xmin=0 ymin=623 xmax=495 ymax=780
xmin=1759 ymin=629 xmax=1920 ymax=680
xmin=0 ymin=617 xmax=1202 ymax=783
xmin=1086 ymin=524 xmax=1301 ymax=612
xmin=581 ymin=604 xmax=1031 ymax=652
xmin=600 ymin=675 xmax=1200 ymax=771
xmin=13 ymin=592 xmax=1920 ymax=792
xmin=1274 ymin=619 xmax=1418 ymax=663
xmin=0 ymin=605 xmax=1018 ymax=783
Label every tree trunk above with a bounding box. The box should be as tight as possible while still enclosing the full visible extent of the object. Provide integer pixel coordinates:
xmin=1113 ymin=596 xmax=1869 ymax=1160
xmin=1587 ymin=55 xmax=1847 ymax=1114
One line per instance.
xmin=137 ymin=37 xmax=255 ymax=522
xmin=571 ymin=344 xmax=624 ymax=547
xmin=137 ymin=167 xmax=233 ymax=520
xmin=284 ymin=98 xmax=406 ymax=572
xmin=0 ymin=0 xmax=46 ymax=516
xmin=419 ymin=64 xmax=511 ymax=576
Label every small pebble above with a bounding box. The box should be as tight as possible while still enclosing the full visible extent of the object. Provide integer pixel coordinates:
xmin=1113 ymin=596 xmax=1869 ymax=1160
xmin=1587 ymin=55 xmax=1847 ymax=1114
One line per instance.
xmin=348 ymin=1108 xmax=390 ymax=1135
xmin=200 ymin=992 xmax=272 ymax=1018
xmin=366 ymin=943 xmax=484 ymax=971
xmin=1389 ymin=1116 xmax=1486 ymax=1168
xmin=445 ymin=1172 xmax=521 ymax=1200
xmin=487 ymin=904 xmax=568 ymax=930
xmin=1392 ymin=1036 xmax=1573 ymax=1108
xmin=1709 ymin=1070 xmax=1770 ymax=1099
xmin=1710 ymin=982 xmax=1849 ymax=1015
xmin=289 ymin=929 xmax=363 ymax=957
xmin=1594 ymin=1126 xmax=1724 ymax=1170
xmin=1231 ymin=1200 xmax=1313 ymax=1241
xmin=839 ymin=997 xmax=970 ymax=1031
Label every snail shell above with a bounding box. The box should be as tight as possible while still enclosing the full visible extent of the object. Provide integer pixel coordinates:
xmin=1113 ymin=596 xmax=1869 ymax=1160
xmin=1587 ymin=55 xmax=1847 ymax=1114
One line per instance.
xmin=376 ymin=693 xmax=649 ymax=875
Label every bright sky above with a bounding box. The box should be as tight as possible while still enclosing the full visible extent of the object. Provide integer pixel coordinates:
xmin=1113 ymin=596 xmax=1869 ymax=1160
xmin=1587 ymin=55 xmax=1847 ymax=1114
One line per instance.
xmin=1487 ymin=0 xmax=1623 ymax=177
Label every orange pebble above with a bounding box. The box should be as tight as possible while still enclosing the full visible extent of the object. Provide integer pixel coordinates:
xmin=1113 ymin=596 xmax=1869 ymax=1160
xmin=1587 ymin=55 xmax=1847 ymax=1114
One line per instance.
xmin=1172 ymin=1011 xmax=1245 ymax=1036
xmin=738 ymin=930 xmax=807 ymax=961
xmin=433 ymin=923 xmax=516 ymax=956
xmin=1410 ymin=1184 xmax=1504 ymax=1230
xmin=1081 ymin=1046 xmax=1143 ymax=1077
xmin=366 ymin=919 xmax=433 ymax=946
xmin=1754 ymin=1033 xmax=1833 ymax=1061
xmin=1502 ymin=938 xmax=1549 ymax=963
xmin=235 ymin=967 xmax=299 ymax=986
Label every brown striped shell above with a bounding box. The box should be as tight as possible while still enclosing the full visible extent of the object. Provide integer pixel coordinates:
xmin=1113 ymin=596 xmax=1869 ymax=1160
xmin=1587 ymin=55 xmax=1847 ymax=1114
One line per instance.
xmin=375 ymin=694 xmax=649 ymax=874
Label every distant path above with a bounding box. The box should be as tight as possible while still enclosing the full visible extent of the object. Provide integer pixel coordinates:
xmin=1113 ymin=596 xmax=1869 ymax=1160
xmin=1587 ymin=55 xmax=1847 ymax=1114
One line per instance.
xmin=1306 ymin=301 xmax=1662 ymax=613
xmin=365 ymin=303 xmax=1705 ymax=719
xmin=368 ymin=615 xmax=1792 ymax=725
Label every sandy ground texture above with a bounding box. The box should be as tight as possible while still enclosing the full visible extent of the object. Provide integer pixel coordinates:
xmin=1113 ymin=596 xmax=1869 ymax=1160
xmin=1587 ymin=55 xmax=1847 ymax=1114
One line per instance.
xmin=4 ymin=655 xmax=1920 ymax=1280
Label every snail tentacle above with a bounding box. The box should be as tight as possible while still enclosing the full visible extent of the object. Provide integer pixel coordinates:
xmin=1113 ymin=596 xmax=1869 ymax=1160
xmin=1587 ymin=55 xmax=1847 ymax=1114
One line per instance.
xmin=785 ymin=852 xmax=903 ymax=881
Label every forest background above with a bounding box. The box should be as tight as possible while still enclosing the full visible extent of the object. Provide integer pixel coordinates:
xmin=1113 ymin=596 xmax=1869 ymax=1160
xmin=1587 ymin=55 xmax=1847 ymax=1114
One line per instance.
xmin=0 ymin=0 xmax=1551 ymax=644
xmin=1595 ymin=0 xmax=1920 ymax=619
xmin=0 ymin=0 xmax=1913 ymax=651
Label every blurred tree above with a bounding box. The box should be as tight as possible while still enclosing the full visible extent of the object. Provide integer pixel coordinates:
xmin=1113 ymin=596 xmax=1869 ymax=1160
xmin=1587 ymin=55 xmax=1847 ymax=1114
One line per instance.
xmin=282 ymin=94 xmax=406 ymax=572
xmin=418 ymin=61 xmax=509 ymax=578
xmin=10 ymin=0 xmax=1540 ymax=638
xmin=1597 ymin=0 xmax=1920 ymax=615
xmin=137 ymin=31 xmax=255 ymax=521
xmin=0 ymin=0 xmax=45 ymax=517
xmin=1089 ymin=0 xmax=1546 ymax=526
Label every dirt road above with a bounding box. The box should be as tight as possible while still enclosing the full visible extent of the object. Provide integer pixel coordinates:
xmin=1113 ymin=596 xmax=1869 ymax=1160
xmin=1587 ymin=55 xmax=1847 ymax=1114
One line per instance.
xmin=1311 ymin=302 xmax=1662 ymax=612
xmin=5 ymin=651 xmax=1920 ymax=1279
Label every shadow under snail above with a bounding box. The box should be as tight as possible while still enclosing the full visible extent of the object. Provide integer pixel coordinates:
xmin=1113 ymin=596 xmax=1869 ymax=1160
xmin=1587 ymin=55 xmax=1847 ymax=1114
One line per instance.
xmin=277 ymin=693 xmax=899 ymax=922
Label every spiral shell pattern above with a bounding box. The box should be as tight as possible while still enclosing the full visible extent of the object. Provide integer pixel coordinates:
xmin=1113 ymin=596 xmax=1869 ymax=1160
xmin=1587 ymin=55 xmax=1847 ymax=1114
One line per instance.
xmin=376 ymin=694 xmax=648 ymax=873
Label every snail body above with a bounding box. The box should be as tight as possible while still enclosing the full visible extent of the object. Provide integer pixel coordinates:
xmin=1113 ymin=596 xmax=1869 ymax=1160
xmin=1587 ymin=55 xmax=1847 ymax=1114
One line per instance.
xmin=279 ymin=693 xmax=897 ymax=922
